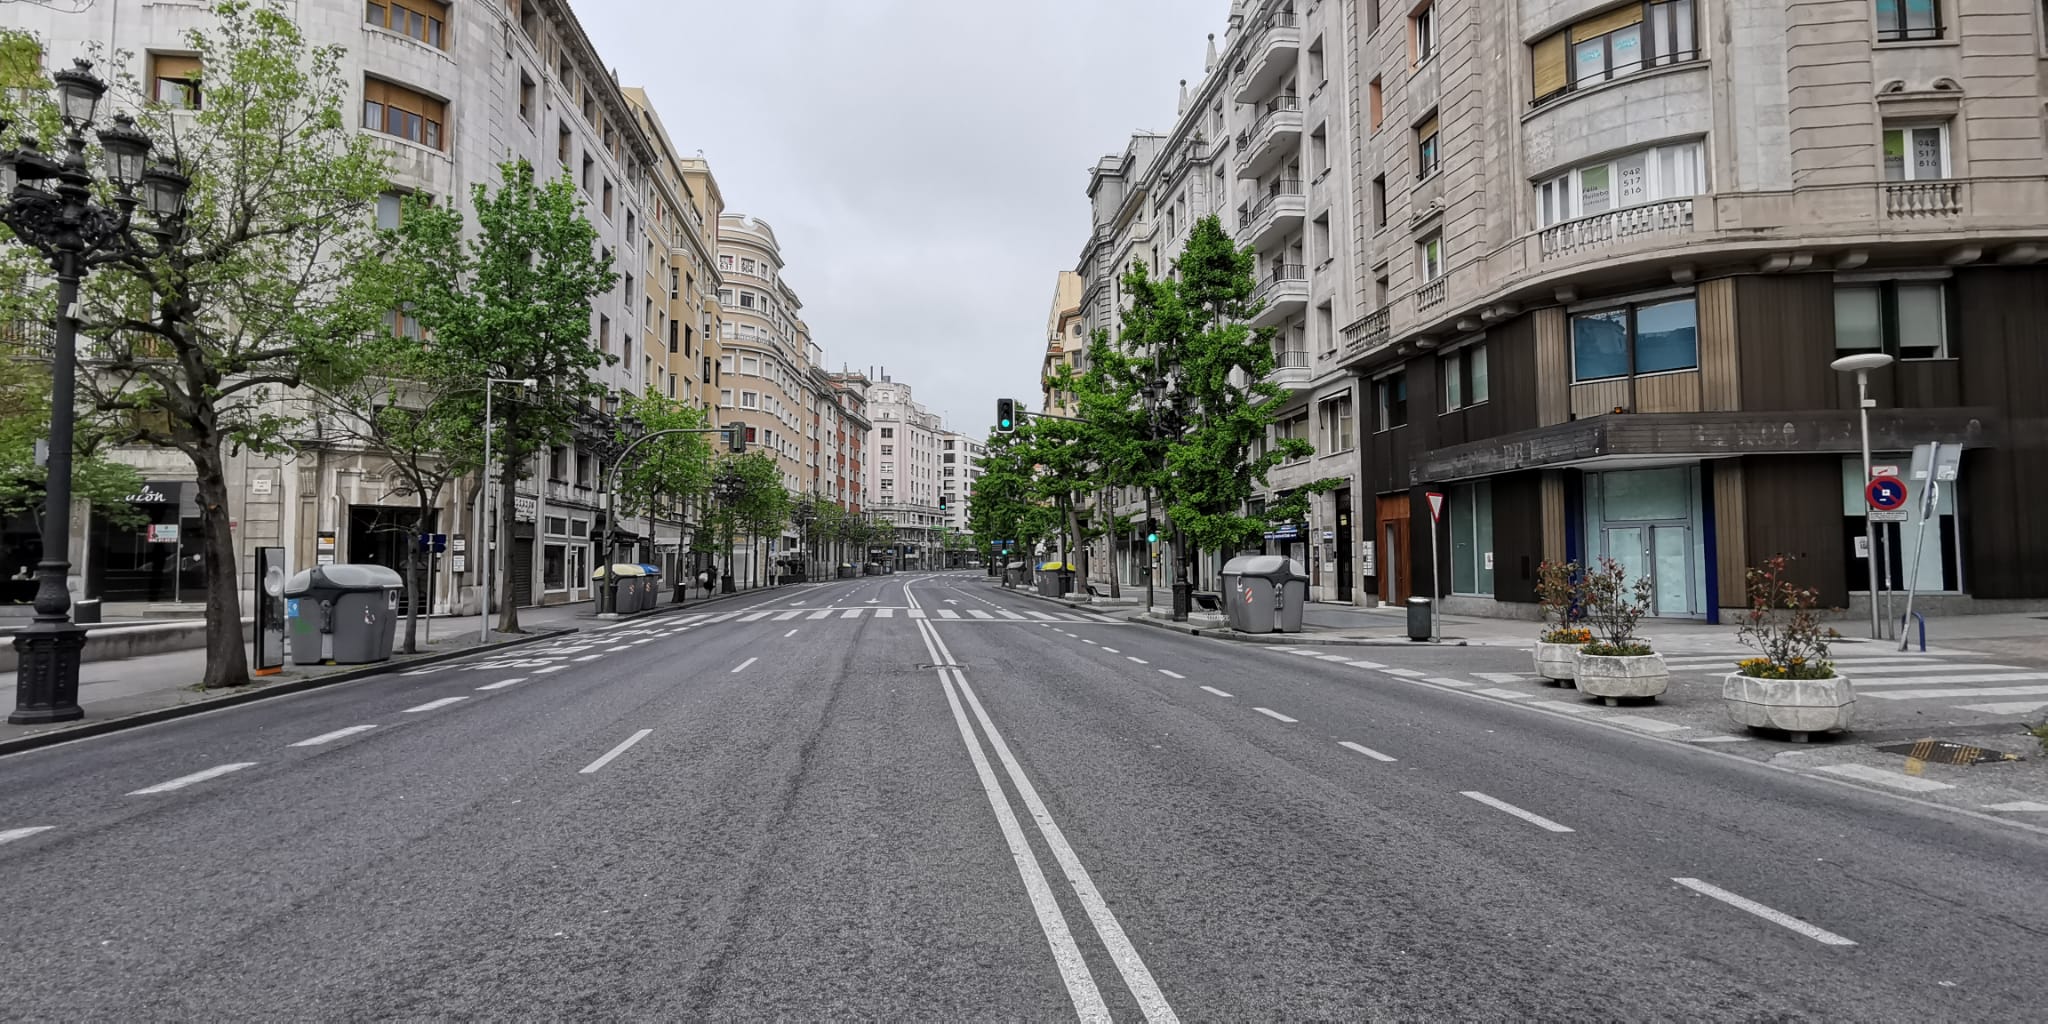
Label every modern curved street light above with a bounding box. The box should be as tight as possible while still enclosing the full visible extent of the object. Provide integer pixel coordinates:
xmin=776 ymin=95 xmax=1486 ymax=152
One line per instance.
xmin=1 ymin=60 xmax=190 ymax=724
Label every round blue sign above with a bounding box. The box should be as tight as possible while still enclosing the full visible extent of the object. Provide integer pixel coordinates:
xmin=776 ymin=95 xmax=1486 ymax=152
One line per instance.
xmin=1866 ymin=476 xmax=1908 ymax=511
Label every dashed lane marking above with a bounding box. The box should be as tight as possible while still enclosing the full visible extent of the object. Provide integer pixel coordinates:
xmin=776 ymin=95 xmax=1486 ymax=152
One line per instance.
xmin=290 ymin=725 xmax=377 ymax=747
xmin=128 ymin=763 xmax=257 ymax=795
xmin=403 ymin=697 xmax=469 ymax=713
xmin=1254 ymin=708 xmax=1298 ymax=723
xmin=1340 ymin=741 xmax=1398 ymax=762
xmin=1462 ymin=791 xmax=1575 ymax=833
xmin=1200 ymin=686 xmax=1233 ymax=698
xmin=1672 ymin=878 xmax=1857 ymax=946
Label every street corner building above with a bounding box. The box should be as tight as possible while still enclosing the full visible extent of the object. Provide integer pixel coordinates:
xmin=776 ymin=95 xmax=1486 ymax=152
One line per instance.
xmin=1072 ymin=0 xmax=2048 ymax=620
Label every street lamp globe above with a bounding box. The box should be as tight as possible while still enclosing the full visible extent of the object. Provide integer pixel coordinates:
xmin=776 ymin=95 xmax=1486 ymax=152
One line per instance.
xmin=1830 ymin=353 xmax=1895 ymax=374
xmin=96 ymin=114 xmax=153 ymax=190
xmin=139 ymin=159 xmax=191 ymax=220
xmin=52 ymin=59 xmax=107 ymax=129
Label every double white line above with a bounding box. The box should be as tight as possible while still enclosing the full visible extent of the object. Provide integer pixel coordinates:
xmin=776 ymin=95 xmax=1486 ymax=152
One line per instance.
xmin=913 ymin=614 xmax=1177 ymax=1022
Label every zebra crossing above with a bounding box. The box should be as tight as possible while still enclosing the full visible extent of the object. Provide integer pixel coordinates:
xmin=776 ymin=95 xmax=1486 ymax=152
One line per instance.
xmin=667 ymin=607 xmax=1122 ymax=626
xmin=1656 ymin=649 xmax=2048 ymax=716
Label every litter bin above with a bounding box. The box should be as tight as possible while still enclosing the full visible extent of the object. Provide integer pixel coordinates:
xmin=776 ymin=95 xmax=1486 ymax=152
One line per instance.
xmin=1407 ymin=596 xmax=1433 ymax=641
xmin=594 ymin=563 xmax=648 ymax=614
xmin=71 ymin=597 xmax=102 ymax=625
xmin=1220 ymin=555 xmax=1308 ymax=633
xmin=638 ymin=563 xmax=662 ymax=608
xmin=837 ymin=563 xmax=855 ymax=579
xmin=283 ymin=564 xmax=404 ymax=665
xmin=1004 ymin=561 xmax=1029 ymax=588
xmin=1036 ymin=561 xmax=1074 ymax=597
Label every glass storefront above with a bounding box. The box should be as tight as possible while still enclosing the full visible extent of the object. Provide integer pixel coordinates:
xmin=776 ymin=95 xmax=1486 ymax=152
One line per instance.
xmin=1580 ymin=465 xmax=1707 ymax=618
xmin=87 ymin=481 xmax=204 ymax=603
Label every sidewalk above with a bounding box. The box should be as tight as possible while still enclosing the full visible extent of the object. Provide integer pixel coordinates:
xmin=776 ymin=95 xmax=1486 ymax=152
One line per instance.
xmin=0 ymin=586 xmax=761 ymax=754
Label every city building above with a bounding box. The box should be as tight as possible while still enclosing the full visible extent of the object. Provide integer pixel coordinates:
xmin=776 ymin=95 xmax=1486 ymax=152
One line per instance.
xmin=940 ymin=431 xmax=986 ymax=565
xmin=1042 ymin=271 xmax=1086 ymax=417
xmin=865 ymin=374 xmax=947 ymax=569
xmin=1075 ymin=0 xmax=2048 ymax=619
xmin=715 ymin=214 xmax=816 ymax=583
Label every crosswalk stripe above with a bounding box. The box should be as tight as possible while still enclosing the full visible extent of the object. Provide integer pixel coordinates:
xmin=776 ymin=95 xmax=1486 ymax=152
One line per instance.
xmin=740 ymin=612 xmax=771 ymax=622
xmin=706 ymin=612 xmax=741 ymax=624
xmin=908 ymin=609 xmax=927 ymax=618
xmin=1028 ymin=611 xmax=1056 ymax=620
xmin=876 ymin=607 xmax=895 ymax=618
xmin=774 ymin=610 xmax=804 ymax=620
xmin=807 ymin=609 xmax=832 ymax=620
xmin=1475 ymin=672 xmax=1536 ymax=684
xmin=1059 ymin=613 xmax=1088 ymax=622
xmin=1864 ymin=683 xmax=2048 ymax=700
xmin=1955 ymin=701 xmax=2048 ymax=714
xmin=968 ymin=610 xmax=994 ymax=620
xmin=997 ymin=610 xmax=1025 ymax=620
xmin=1837 ymin=673 xmax=2048 ymax=687
xmin=1824 ymin=663 xmax=2030 ymax=676
xmin=938 ymin=610 xmax=961 ymax=619
xmin=841 ymin=608 xmax=862 ymax=619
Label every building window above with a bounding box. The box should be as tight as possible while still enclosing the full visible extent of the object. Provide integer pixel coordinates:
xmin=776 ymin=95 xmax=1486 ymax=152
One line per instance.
xmin=740 ymin=355 xmax=759 ymax=375
xmin=1834 ymin=280 xmax=1951 ymax=359
xmin=375 ymin=191 xmax=405 ymax=231
xmin=1530 ymin=1 xmax=1698 ymax=107
xmin=1310 ymin=124 xmax=1329 ymax=176
xmin=1372 ymin=175 xmax=1388 ymax=228
xmin=1368 ymin=77 xmax=1384 ymax=130
xmin=366 ymin=0 xmax=449 ymax=50
xmin=1441 ymin=343 xmax=1489 ymax=411
xmin=1410 ymin=3 xmax=1435 ymax=65
xmin=719 ymin=389 xmax=733 ymax=407
xmin=881 ymin=427 xmax=895 ymax=439
xmin=1449 ymin=481 xmax=1494 ymax=596
xmin=597 ymin=314 xmax=610 ymax=354
xmin=558 ymin=123 xmax=572 ymax=165
xmin=363 ymin=78 xmax=445 ymax=150
xmin=1320 ymin=394 xmax=1356 ymax=452
xmin=149 ymin=53 xmax=202 ymax=109
xmin=1570 ymin=295 xmax=1698 ymax=382
xmin=1415 ymin=113 xmax=1440 ymax=179
xmin=602 ymin=178 xmax=614 ymax=216
xmin=1375 ymin=372 xmax=1408 ymax=431
xmin=1882 ymin=123 xmax=1948 ymax=181
xmin=1417 ymin=233 xmax=1444 ymax=283
xmin=1536 ymin=139 xmax=1703 ymax=227
xmin=740 ymin=391 xmax=758 ymax=409
xmin=518 ymin=70 xmax=535 ymax=123
xmin=1875 ymin=0 xmax=1942 ymax=42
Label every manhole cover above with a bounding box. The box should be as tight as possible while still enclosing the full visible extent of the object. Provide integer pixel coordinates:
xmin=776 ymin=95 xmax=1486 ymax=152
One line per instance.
xmin=1876 ymin=739 xmax=2022 ymax=765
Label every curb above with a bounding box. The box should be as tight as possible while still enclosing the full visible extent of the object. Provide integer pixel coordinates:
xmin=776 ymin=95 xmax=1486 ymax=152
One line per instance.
xmin=0 ymin=627 xmax=575 ymax=758
xmin=984 ymin=578 xmax=1141 ymax=612
xmin=1127 ymin=614 xmax=1469 ymax=647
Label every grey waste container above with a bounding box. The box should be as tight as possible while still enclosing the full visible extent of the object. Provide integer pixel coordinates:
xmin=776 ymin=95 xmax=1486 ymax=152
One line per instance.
xmin=638 ymin=564 xmax=662 ymax=610
xmin=1004 ymin=561 xmax=1029 ymax=587
xmin=1407 ymin=596 xmax=1433 ymax=641
xmin=283 ymin=564 xmax=404 ymax=665
xmin=838 ymin=564 xmax=855 ymax=579
xmin=1221 ymin=555 xmax=1308 ymax=633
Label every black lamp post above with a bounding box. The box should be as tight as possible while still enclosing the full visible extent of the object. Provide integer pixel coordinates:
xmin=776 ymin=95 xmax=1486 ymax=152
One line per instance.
xmin=1 ymin=60 xmax=189 ymax=724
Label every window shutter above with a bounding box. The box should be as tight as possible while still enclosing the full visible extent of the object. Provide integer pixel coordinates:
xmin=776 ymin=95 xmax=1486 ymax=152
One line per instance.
xmin=1574 ymin=4 xmax=1646 ymax=41
xmin=152 ymin=54 xmax=202 ymax=82
xmin=1418 ymin=114 xmax=1439 ymax=142
xmin=1531 ymin=32 xmax=1568 ymax=97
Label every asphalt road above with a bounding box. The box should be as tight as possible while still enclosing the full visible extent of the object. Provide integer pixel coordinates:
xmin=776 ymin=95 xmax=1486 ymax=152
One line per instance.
xmin=1 ymin=570 xmax=2042 ymax=1020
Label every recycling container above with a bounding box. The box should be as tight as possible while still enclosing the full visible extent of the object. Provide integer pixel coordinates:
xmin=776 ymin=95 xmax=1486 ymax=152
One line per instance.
xmin=283 ymin=564 xmax=404 ymax=665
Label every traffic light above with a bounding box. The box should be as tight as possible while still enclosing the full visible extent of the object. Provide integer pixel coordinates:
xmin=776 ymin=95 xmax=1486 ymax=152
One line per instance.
xmin=726 ymin=425 xmax=746 ymax=453
xmin=1145 ymin=518 xmax=1159 ymax=544
xmin=995 ymin=398 xmax=1016 ymax=434
xmin=937 ymin=494 xmax=949 ymax=512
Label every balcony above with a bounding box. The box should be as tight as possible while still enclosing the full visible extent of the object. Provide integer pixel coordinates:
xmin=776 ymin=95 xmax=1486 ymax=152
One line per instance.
xmin=1538 ymin=199 xmax=1696 ymax=262
xmin=1240 ymin=179 xmax=1305 ymax=250
xmin=1249 ymin=264 xmax=1308 ymax=328
xmin=1338 ymin=307 xmax=1390 ymax=362
xmin=1415 ymin=276 xmax=1448 ymax=312
xmin=1234 ymin=96 xmax=1302 ymax=180
xmin=1263 ymin=348 xmax=1312 ymax=392
xmin=1232 ymin=11 xmax=1301 ymax=104
xmin=1884 ymin=181 xmax=1962 ymax=219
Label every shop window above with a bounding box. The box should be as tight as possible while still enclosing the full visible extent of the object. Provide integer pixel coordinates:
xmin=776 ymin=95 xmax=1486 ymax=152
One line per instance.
xmin=1449 ymin=481 xmax=1494 ymax=595
xmin=1570 ymin=295 xmax=1697 ymax=382
xmin=1530 ymin=1 xmax=1697 ymax=108
xmin=1841 ymin=457 xmax=1958 ymax=592
xmin=543 ymin=543 xmax=567 ymax=591
xmin=1834 ymin=280 xmax=1950 ymax=360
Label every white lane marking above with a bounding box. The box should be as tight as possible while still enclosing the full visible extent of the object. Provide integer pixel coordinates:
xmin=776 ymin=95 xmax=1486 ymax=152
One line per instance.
xmin=1982 ymin=801 xmax=2048 ymax=812
xmin=1476 ymin=672 xmax=1537 ymax=684
xmin=783 ymin=629 xmax=799 ymax=638
xmin=607 ymin=645 xmax=633 ymax=653
xmin=290 ymin=725 xmax=378 ymax=747
xmin=0 ymin=825 xmax=55 ymax=845
xmin=402 ymin=668 xmax=439 ymax=676
xmin=1340 ymin=741 xmax=1398 ymax=762
xmin=841 ymin=608 xmax=863 ymax=619
xmin=1028 ymin=611 xmax=1057 ymax=621
xmin=1460 ymin=791 xmax=1575 ymax=833
xmin=533 ymin=665 xmax=566 ymax=674
xmin=932 ymin=670 xmax=1109 ymax=1019
xmin=948 ymin=668 xmax=1180 ymax=1022
xmin=1081 ymin=639 xmax=1098 ymax=646
xmin=574 ymin=654 xmax=603 ymax=662
xmin=1290 ymin=650 xmax=1326 ymax=658
xmin=908 ymin=609 xmax=927 ymax=619
xmin=1864 ymin=683 xmax=2048 ymax=699
xmin=630 ymin=638 xmax=656 ymax=645
xmin=476 ymin=677 xmax=527 ymax=691
xmin=1427 ymin=677 xmax=1477 ymax=688
xmin=1848 ymin=674 xmax=2048 ymax=688
xmin=968 ymin=610 xmax=994 ymax=620
xmin=1812 ymin=764 xmax=1954 ymax=792
xmin=1201 ymin=685 xmax=1233 ymax=698
xmin=1102 ymin=648 xmax=1121 ymax=655
xmin=1254 ymin=707 xmax=1298 ymax=723
xmin=1383 ymin=668 xmax=1427 ymax=678
xmin=939 ymin=610 xmax=961 ymax=620
xmin=998 ymin=610 xmax=1025 ymax=620
xmin=580 ymin=729 xmax=654 ymax=774
xmin=1345 ymin=660 xmax=1386 ymax=669
xmin=1687 ymin=735 xmax=1753 ymax=743
xmin=807 ymin=609 xmax=832 ymax=620
xmin=1544 ymin=702 xmax=1597 ymax=714
xmin=705 ymin=612 xmax=742 ymax=623
xmin=403 ymin=697 xmax=469 ymax=713
xmin=774 ymin=610 xmax=804 ymax=621
xmin=740 ymin=611 xmax=772 ymax=622
xmin=1672 ymin=878 xmax=1857 ymax=946
xmin=1476 ymin=687 xmax=1533 ymax=699
xmin=1606 ymin=715 xmax=1689 ymax=733
xmin=1159 ymin=670 xmax=1186 ymax=679
xmin=1955 ymin=701 xmax=2048 ymax=714
xmin=128 ymin=762 xmax=257 ymax=795
xmin=1059 ymin=613 xmax=1088 ymax=622
xmin=1127 ymin=657 xmax=1150 ymax=665
xmin=1316 ymin=654 xmax=1351 ymax=662
xmin=731 ymin=657 xmax=759 ymax=674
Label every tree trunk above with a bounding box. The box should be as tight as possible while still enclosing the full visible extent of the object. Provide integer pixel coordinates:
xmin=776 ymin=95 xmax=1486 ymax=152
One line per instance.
xmin=1065 ymin=498 xmax=1087 ymax=596
xmin=403 ymin=495 xmax=433 ymax=654
xmin=192 ymin=445 xmax=251 ymax=689
xmin=495 ymin=448 xmax=522 ymax=633
xmin=1102 ymin=491 xmax=1120 ymax=599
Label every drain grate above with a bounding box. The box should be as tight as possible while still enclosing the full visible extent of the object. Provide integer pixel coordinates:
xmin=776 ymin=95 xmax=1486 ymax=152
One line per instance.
xmin=1876 ymin=739 xmax=2022 ymax=765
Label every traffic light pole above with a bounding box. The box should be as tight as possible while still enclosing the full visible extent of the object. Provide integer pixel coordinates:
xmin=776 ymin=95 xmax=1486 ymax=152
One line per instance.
xmin=601 ymin=427 xmax=741 ymax=616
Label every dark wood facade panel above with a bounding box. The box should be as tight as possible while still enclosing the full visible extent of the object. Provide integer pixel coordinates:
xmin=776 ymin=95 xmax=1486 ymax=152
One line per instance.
xmin=1484 ymin=314 xmax=1541 ymax=436
xmin=1635 ymin=370 xmax=1704 ymax=413
xmin=1710 ymin=459 xmax=1748 ymax=610
xmin=1741 ymin=455 xmax=1849 ymax=608
xmin=1735 ymin=275 xmax=1837 ymax=411
xmin=1569 ymin=379 xmax=1630 ymax=420
xmin=1699 ymin=278 xmax=1740 ymax=411
xmin=1535 ymin=308 xmax=1570 ymax=426
xmin=1491 ymin=472 xmax=1543 ymax=604
xmin=1954 ymin=267 xmax=2048 ymax=599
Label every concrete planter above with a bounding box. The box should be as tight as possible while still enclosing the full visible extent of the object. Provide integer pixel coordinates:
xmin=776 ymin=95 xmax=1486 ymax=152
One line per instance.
xmin=1572 ymin=650 xmax=1669 ymax=705
xmin=1533 ymin=641 xmax=1585 ymax=685
xmin=1721 ymin=672 xmax=1855 ymax=743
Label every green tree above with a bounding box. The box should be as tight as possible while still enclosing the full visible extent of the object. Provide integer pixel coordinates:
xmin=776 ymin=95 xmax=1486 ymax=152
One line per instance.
xmin=611 ymin=393 xmax=713 ymax=602
xmin=384 ymin=158 xmax=617 ymax=632
xmin=703 ymin=452 xmax=785 ymax=589
xmin=68 ymin=1 xmax=390 ymax=686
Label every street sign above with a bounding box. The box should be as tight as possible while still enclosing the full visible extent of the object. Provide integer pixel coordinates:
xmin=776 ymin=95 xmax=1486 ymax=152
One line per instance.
xmin=1909 ymin=442 xmax=1962 ymax=483
xmin=1866 ymin=475 xmax=1908 ymax=512
xmin=1869 ymin=464 xmax=1900 ymax=479
xmin=1426 ymin=492 xmax=1446 ymax=522
xmin=147 ymin=524 xmax=180 ymax=543
xmin=1870 ymin=510 xmax=1909 ymax=523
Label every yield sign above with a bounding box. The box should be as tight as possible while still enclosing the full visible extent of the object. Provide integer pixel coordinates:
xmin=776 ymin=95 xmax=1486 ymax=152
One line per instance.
xmin=1426 ymin=492 xmax=1446 ymax=522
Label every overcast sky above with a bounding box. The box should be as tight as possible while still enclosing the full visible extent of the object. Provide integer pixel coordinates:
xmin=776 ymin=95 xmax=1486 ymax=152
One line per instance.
xmin=578 ymin=1 xmax=1220 ymax=435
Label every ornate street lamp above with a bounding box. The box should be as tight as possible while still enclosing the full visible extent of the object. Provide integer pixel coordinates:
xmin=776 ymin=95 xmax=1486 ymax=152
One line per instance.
xmin=0 ymin=60 xmax=189 ymax=724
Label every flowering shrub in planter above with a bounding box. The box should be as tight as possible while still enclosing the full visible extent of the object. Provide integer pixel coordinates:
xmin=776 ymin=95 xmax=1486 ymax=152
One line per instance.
xmin=1532 ymin=561 xmax=1591 ymax=683
xmin=1572 ymin=558 xmax=1667 ymax=704
xmin=1723 ymin=555 xmax=1854 ymax=740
